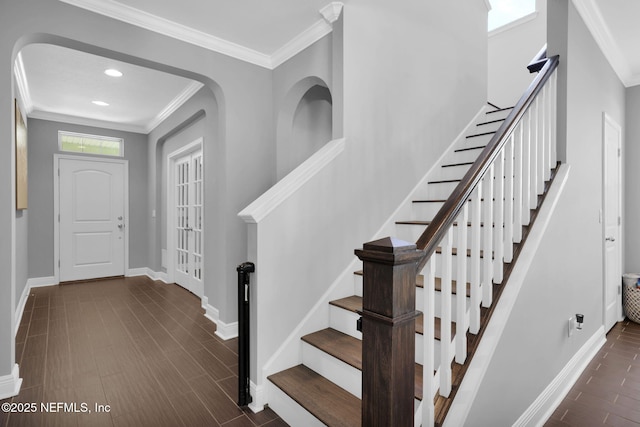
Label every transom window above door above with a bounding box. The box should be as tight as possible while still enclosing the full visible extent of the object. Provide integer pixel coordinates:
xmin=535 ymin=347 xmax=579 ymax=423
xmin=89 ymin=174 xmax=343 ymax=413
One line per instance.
xmin=58 ymin=130 xmax=124 ymax=157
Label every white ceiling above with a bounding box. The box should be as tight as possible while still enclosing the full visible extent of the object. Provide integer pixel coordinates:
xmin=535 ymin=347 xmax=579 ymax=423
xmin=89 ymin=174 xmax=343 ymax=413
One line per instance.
xmin=14 ymin=0 xmax=640 ymax=134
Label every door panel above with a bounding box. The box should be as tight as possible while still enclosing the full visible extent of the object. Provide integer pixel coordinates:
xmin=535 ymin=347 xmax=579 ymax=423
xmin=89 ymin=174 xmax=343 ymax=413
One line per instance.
xmin=603 ymin=114 xmax=622 ymax=331
xmin=59 ymin=158 xmax=125 ymax=281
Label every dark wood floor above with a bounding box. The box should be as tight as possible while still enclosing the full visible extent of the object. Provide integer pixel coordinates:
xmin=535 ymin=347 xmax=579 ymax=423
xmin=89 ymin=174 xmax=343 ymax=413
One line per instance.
xmin=546 ymin=320 xmax=640 ymax=426
xmin=0 ymin=276 xmax=288 ymax=427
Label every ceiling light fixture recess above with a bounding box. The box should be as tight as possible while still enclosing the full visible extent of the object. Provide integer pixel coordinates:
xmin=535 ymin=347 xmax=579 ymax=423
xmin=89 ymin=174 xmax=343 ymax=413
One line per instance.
xmin=104 ymin=69 xmax=123 ymax=77
xmin=92 ymin=100 xmax=109 ymax=106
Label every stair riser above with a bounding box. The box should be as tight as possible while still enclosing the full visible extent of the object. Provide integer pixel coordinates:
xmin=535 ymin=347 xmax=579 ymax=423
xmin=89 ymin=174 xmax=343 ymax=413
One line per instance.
xmin=429 ymin=164 xmax=472 ymax=182
xmin=328 ymin=304 xmax=441 ymax=367
xmin=427 ymin=181 xmax=462 ymax=200
xmin=411 ymin=202 xmax=444 ymax=219
xmin=302 ymin=342 xmax=427 ymax=411
xmin=417 ymin=286 xmax=470 ymax=319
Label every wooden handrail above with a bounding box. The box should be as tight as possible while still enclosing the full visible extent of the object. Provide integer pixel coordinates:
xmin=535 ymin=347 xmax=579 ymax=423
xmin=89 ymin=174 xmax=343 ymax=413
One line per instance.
xmin=416 ymin=55 xmax=559 ymax=271
xmin=527 ymin=44 xmax=548 ymax=73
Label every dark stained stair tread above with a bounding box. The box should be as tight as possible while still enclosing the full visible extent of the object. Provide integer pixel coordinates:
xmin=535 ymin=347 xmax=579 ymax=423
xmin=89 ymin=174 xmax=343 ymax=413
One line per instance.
xmin=454 ymin=145 xmax=486 ymax=152
xmin=465 ymin=131 xmax=496 ymax=138
xmin=442 ymin=161 xmax=474 ymax=168
xmin=476 ymin=118 xmax=506 ymax=126
xmin=268 ymin=365 xmax=361 ymax=427
xmin=486 ymin=106 xmax=514 ymax=114
xmin=301 ymin=328 xmax=424 ymax=400
xmin=353 ymin=271 xmax=470 ymax=296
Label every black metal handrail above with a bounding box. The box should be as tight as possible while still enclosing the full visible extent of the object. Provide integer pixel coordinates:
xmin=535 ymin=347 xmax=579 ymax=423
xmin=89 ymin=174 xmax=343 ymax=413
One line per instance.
xmin=237 ymin=261 xmax=255 ymax=407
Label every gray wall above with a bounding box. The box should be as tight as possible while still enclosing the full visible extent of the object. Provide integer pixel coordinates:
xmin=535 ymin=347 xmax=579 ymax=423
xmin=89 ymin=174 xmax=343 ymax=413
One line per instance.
xmin=625 ymin=86 xmax=640 ymax=272
xmin=466 ymin=1 xmax=626 ymax=424
xmin=27 ymin=118 xmax=149 ymax=278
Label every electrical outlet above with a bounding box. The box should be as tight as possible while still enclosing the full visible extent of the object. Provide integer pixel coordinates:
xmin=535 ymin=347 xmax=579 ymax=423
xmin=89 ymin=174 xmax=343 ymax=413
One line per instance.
xmin=568 ymin=317 xmax=574 ymax=337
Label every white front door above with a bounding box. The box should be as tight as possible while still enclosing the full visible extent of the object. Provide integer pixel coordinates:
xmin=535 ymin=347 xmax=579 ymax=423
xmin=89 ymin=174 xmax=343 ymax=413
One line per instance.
xmin=172 ymin=148 xmax=204 ymax=296
xmin=59 ymin=157 xmax=126 ymax=282
xmin=603 ymin=113 xmax=622 ymax=332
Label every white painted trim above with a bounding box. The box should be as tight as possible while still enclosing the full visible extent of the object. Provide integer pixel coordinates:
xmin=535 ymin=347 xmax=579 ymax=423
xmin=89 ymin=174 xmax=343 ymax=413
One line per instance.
xmin=238 ymin=138 xmax=345 ymax=224
xmin=31 ymin=110 xmax=148 ymax=134
xmin=59 ymin=0 xmax=273 ymax=68
xmin=271 ymin=20 xmax=333 ymax=69
xmin=483 ymin=0 xmax=492 ymax=12
xmin=248 ymin=380 xmax=265 ymax=413
xmin=488 ymin=11 xmax=538 ymax=38
xmin=146 ymin=81 xmax=203 ymax=133
xmin=14 ymin=277 xmax=57 ymax=336
xmin=319 ymin=2 xmax=344 ymax=25
xmin=0 ymin=365 xmax=22 ymax=400
xmin=515 ymin=326 xmax=606 ymax=426
xmin=443 ymin=164 xmax=571 ymax=427
xmin=149 ymin=270 xmax=169 ymax=283
xmin=13 ymin=53 xmax=33 ymax=115
xmin=202 ymin=297 xmax=238 ymax=340
xmin=54 ymin=154 xmax=129 ymax=283
xmin=571 ymin=0 xmax=637 ymax=87
xmin=126 ymin=267 xmax=149 ymax=277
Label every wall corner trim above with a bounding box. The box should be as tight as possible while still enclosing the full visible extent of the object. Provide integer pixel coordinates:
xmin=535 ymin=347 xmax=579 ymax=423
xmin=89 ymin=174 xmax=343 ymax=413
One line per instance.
xmin=0 ymin=364 xmax=22 ymax=400
xmin=514 ymin=327 xmax=606 ymax=426
xmin=238 ymin=138 xmax=345 ymax=224
xmin=202 ymin=298 xmax=239 ymax=340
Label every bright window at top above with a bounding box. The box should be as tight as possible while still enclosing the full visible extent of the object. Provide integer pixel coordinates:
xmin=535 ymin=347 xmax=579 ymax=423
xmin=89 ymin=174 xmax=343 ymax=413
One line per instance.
xmin=58 ymin=131 xmax=124 ymax=157
xmin=488 ymin=0 xmax=536 ymax=32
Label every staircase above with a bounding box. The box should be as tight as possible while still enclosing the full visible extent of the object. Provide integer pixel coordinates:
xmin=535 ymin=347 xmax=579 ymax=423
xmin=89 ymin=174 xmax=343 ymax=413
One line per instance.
xmin=264 ymin=54 xmax=559 ymax=426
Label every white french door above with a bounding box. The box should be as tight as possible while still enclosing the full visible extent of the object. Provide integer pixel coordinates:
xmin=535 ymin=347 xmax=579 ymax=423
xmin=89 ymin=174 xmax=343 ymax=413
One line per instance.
xmin=171 ymin=147 xmax=204 ymax=297
xmin=58 ymin=156 xmax=127 ymax=282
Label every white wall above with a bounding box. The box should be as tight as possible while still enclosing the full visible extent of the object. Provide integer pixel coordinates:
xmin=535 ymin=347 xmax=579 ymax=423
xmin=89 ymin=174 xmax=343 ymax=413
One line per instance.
xmin=488 ymin=0 xmax=547 ymax=108
xmin=465 ymin=1 xmax=625 ymax=424
xmin=246 ymin=0 xmax=489 ymax=399
xmin=625 ymin=86 xmax=640 ymax=272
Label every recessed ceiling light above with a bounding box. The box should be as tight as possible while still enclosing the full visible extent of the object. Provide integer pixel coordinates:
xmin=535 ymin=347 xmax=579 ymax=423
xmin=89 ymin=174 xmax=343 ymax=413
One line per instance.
xmin=104 ymin=69 xmax=123 ymax=77
xmin=92 ymin=100 xmax=109 ymax=107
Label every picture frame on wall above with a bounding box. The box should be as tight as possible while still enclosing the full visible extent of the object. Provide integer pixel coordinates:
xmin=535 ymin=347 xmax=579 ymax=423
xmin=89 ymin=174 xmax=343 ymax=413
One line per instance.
xmin=15 ymin=99 xmax=27 ymax=210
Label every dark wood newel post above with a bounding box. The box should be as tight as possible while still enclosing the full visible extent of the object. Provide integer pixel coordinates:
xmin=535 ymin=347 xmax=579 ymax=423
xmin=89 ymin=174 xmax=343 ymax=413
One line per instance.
xmin=355 ymin=237 xmax=422 ymax=427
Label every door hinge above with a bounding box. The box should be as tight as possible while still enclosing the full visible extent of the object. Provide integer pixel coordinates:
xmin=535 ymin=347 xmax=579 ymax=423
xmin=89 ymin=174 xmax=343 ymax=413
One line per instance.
xmin=58 ymin=259 xmax=60 ymax=268
xmin=618 ymin=148 xmax=621 ymax=157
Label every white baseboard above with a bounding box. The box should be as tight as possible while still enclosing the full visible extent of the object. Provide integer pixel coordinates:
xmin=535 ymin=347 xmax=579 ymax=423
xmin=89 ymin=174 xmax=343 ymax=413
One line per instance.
xmin=143 ymin=269 xmax=169 ymax=283
xmin=248 ymin=380 xmax=266 ymax=413
xmin=514 ymin=326 xmax=606 ymax=426
xmin=15 ymin=276 xmax=57 ymax=336
xmin=0 ymin=364 xmax=22 ymax=400
xmin=202 ymin=297 xmax=239 ymax=340
xmin=126 ymin=267 xmax=150 ymax=277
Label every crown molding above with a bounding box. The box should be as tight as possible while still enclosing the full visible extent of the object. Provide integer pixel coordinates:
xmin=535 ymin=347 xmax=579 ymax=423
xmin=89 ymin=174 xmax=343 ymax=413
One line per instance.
xmin=59 ymin=0 xmax=273 ymax=68
xmin=571 ymin=0 xmax=635 ymax=87
xmin=29 ymin=109 xmax=148 ymax=134
xmin=319 ymin=2 xmax=344 ymax=24
xmin=271 ymin=19 xmax=333 ymax=68
xmin=146 ymin=80 xmax=203 ymax=133
xmin=13 ymin=53 xmax=33 ymax=114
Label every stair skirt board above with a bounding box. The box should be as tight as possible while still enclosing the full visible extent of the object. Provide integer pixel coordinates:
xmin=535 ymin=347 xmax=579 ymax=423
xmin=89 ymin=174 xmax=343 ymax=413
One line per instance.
xmin=442 ymin=164 xmax=570 ymax=427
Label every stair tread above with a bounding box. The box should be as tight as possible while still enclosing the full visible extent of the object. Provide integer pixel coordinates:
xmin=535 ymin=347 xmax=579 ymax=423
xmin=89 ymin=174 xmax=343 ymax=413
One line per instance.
xmin=269 ymin=365 xmax=361 ymax=427
xmin=428 ymin=179 xmax=461 ymax=184
xmin=301 ymin=328 xmax=425 ymax=401
xmin=466 ymin=131 xmax=496 ymax=138
xmin=486 ymin=106 xmax=514 ymax=114
xmin=353 ymin=271 xmax=471 ymax=296
xmin=454 ymin=145 xmax=486 ymax=152
xmin=476 ymin=118 xmax=506 ymax=127
xmin=442 ymin=161 xmax=474 ymax=168
xmin=395 ymin=220 xmax=495 ymax=227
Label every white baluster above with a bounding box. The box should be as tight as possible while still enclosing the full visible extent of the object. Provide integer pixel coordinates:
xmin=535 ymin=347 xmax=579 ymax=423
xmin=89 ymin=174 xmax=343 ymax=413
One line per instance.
xmin=551 ymin=70 xmax=558 ymax=167
xmin=482 ymin=164 xmax=494 ymax=308
xmin=530 ymin=98 xmax=539 ymax=206
xmin=538 ymin=88 xmax=547 ymax=190
xmin=469 ymin=186 xmax=482 ymax=334
xmin=514 ymin=122 xmax=523 ymax=243
xmin=493 ymin=149 xmax=504 ymax=284
xmin=504 ymin=135 xmax=514 ymax=263
xmin=522 ymin=112 xmax=532 ymax=226
xmin=455 ymin=204 xmax=468 ymax=363
xmin=440 ymin=227 xmax=453 ymax=397
xmin=421 ymin=257 xmax=436 ymax=426
xmin=544 ymin=82 xmax=552 ymax=181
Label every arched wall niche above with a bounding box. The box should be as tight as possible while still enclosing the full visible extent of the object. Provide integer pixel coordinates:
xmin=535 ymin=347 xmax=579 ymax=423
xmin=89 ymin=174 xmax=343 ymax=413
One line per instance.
xmin=276 ymin=76 xmax=333 ymax=180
